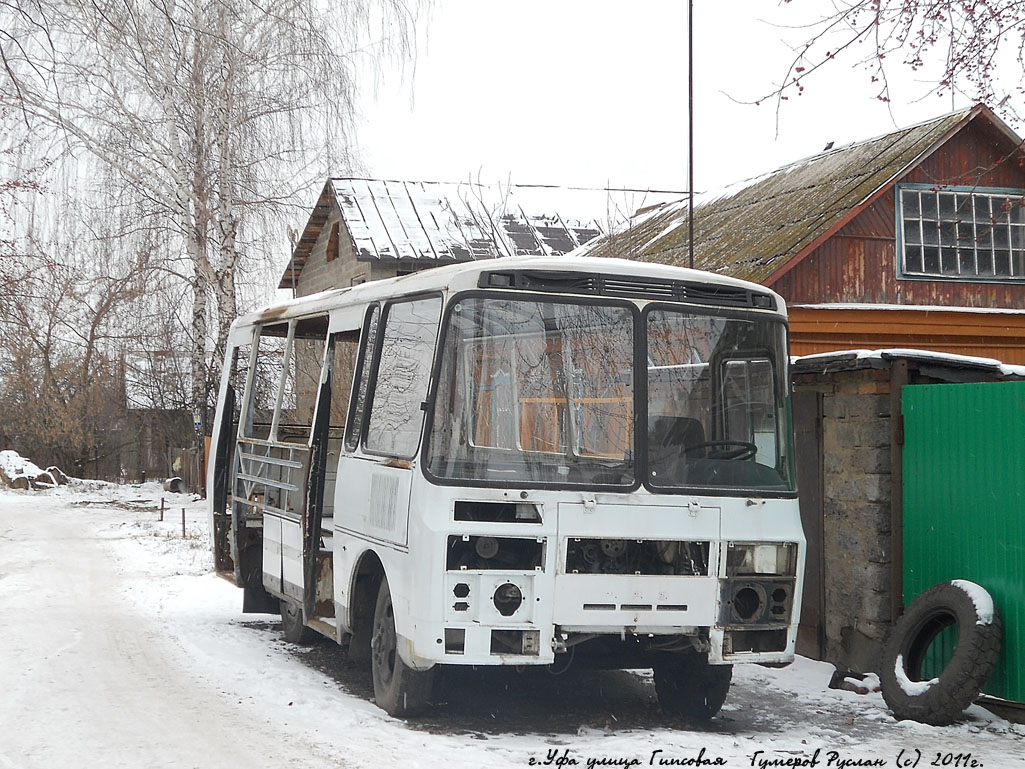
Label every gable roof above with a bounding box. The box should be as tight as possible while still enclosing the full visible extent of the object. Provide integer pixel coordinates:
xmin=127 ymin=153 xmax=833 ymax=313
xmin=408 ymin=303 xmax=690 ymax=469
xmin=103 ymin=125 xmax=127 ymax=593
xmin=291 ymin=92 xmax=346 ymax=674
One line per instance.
xmin=280 ymin=178 xmax=683 ymax=289
xmin=580 ymin=104 xmax=1025 ymax=284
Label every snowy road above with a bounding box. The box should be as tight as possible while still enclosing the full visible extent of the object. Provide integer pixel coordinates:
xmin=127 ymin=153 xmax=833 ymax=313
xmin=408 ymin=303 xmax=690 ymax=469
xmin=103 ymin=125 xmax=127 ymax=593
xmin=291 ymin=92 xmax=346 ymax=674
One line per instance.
xmin=0 ymin=493 xmax=335 ymax=768
xmin=1 ymin=484 xmax=1023 ymax=769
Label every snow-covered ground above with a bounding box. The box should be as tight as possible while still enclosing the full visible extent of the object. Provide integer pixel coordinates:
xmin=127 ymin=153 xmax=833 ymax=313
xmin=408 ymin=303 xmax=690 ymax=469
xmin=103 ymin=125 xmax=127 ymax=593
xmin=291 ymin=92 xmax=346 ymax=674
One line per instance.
xmin=1 ymin=481 xmax=1022 ymax=769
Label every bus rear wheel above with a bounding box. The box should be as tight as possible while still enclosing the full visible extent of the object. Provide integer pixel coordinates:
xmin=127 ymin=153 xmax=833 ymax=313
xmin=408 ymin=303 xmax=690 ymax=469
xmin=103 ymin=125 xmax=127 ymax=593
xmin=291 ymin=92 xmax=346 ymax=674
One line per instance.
xmin=653 ymin=653 xmax=732 ymax=719
xmin=370 ymin=578 xmax=436 ymax=716
xmin=280 ymin=598 xmax=312 ymax=644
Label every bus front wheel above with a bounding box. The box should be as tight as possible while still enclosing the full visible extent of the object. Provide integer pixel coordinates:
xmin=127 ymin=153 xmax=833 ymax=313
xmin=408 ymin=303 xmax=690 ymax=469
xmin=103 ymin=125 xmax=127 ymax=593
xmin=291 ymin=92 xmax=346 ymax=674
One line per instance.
xmin=653 ymin=653 xmax=732 ymax=719
xmin=370 ymin=578 xmax=436 ymax=716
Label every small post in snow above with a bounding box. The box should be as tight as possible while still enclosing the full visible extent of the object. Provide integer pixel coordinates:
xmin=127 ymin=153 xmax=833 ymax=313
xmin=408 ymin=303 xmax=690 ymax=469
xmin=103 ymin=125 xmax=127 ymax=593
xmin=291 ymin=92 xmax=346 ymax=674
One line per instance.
xmin=181 ymin=507 xmax=186 ymax=538
xmin=160 ymin=497 xmax=165 ymax=522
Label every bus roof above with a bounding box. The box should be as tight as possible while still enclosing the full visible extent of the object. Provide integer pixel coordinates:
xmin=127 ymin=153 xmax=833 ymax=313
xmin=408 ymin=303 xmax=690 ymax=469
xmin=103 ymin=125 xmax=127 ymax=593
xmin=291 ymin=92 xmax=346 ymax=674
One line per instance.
xmin=235 ymin=255 xmax=786 ymax=330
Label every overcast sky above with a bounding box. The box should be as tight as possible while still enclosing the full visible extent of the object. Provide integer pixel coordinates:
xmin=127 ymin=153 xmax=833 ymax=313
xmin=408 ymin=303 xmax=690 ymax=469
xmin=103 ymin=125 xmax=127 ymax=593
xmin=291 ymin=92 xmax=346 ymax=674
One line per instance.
xmin=354 ymin=0 xmax=992 ymax=196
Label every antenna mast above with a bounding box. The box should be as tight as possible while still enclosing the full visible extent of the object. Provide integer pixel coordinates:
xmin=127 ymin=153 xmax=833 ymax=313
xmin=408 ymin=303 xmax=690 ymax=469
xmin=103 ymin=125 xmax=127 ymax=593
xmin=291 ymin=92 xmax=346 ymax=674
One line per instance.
xmin=688 ymin=0 xmax=695 ymax=270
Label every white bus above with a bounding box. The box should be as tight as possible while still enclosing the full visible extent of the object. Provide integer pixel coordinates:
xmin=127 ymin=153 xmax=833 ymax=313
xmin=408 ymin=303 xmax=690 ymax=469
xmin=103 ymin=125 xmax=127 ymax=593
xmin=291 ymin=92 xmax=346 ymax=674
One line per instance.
xmin=207 ymin=255 xmax=805 ymax=717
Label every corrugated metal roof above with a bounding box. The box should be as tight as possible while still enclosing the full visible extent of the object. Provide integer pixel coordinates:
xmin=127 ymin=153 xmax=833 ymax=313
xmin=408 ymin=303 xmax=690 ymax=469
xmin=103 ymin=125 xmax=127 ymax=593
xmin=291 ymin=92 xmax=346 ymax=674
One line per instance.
xmin=280 ymin=179 xmax=683 ymax=289
xmin=581 ymin=105 xmax=1022 ymax=284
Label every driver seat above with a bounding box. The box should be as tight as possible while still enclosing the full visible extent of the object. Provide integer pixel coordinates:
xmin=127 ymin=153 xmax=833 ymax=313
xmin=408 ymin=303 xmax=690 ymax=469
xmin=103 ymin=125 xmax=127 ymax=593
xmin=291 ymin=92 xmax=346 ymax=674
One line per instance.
xmin=648 ymin=415 xmax=705 ymax=480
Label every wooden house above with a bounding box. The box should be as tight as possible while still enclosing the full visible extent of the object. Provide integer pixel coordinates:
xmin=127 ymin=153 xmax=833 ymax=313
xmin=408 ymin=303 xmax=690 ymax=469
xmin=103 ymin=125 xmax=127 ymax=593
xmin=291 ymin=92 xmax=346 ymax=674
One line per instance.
xmin=583 ymin=103 xmax=1025 ymax=363
xmin=280 ymin=178 xmax=682 ymax=297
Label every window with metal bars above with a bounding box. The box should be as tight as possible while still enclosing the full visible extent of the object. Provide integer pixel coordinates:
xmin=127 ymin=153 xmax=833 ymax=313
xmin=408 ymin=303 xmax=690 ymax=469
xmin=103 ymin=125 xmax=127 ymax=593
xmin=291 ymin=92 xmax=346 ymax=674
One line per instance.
xmin=898 ymin=184 xmax=1025 ymax=280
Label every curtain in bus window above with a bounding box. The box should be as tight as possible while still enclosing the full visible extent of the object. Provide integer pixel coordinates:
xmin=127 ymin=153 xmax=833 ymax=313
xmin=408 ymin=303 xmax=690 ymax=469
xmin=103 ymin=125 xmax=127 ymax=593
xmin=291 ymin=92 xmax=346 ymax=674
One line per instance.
xmin=365 ymin=296 xmax=442 ymax=458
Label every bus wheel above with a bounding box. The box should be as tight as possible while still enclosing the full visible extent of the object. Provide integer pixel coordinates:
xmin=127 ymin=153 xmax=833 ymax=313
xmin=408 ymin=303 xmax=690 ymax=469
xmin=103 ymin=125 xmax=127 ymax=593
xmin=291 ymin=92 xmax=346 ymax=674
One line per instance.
xmin=653 ymin=653 xmax=732 ymax=719
xmin=280 ymin=599 xmax=312 ymax=644
xmin=371 ymin=578 xmax=435 ymax=716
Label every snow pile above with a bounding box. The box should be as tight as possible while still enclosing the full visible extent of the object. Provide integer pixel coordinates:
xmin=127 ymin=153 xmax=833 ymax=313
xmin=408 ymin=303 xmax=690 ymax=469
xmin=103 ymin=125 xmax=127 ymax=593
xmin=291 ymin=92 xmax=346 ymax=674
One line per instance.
xmin=0 ymin=449 xmax=62 ymax=489
xmin=0 ymin=449 xmax=44 ymax=480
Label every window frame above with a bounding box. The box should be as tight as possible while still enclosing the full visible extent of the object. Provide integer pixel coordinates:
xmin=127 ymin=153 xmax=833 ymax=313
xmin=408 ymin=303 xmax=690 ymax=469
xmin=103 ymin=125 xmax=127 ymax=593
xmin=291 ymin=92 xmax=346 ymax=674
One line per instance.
xmin=897 ymin=183 xmax=1025 ymax=283
xmin=343 ymin=304 xmax=381 ymax=452
xmin=422 ymin=289 xmax=642 ymax=492
xmin=360 ymin=292 xmax=444 ymax=460
xmin=642 ymin=303 xmax=795 ymax=496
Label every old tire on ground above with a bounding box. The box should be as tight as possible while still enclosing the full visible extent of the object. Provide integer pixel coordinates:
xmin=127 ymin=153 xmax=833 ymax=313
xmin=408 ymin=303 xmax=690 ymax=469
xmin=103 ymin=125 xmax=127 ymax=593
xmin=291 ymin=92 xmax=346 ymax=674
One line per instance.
xmin=280 ymin=598 xmax=313 ymax=644
xmin=652 ymin=653 xmax=732 ymax=719
xmin=371 ymin=577 xmax=436 ymax=716
xmin=879 ymin=580 xmax=1002 ymax=726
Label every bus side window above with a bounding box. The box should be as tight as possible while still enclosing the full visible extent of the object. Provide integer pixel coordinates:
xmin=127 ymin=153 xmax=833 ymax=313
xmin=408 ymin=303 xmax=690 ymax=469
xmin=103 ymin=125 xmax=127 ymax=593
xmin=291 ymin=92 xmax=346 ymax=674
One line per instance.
xmin=328 ymin=330 xmax=360 ymax=432
xmin=722 ymin=358 xmax=777 ymax=464
xmin=243 ymin=325 xmax=288 ymax=440
xmin=364 ymin=296 xmax=442 ymax=458
xmin=344 ymin=305 xmax=380 ymax=452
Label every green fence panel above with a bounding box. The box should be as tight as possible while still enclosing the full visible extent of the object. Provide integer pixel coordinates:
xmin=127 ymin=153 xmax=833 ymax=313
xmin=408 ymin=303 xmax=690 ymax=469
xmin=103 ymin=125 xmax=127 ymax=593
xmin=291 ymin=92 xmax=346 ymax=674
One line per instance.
xmin=902 ymin=380 xmax=1025 ymax=703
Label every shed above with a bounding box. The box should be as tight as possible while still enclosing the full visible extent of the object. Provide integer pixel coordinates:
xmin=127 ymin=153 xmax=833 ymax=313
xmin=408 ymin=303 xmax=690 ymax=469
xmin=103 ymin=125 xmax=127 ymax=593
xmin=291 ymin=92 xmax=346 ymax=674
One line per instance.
xmin=792 ymin=349 xmax=1024 ymax=704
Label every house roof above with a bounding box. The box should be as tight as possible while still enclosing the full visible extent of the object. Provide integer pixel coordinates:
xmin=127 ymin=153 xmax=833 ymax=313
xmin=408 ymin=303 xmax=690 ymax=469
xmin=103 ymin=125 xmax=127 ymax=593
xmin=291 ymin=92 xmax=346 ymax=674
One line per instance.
xmin=579 ymin=104 xmax=1025 ymax=285
xmin=279 ymin=179 xmax=684 ymax=289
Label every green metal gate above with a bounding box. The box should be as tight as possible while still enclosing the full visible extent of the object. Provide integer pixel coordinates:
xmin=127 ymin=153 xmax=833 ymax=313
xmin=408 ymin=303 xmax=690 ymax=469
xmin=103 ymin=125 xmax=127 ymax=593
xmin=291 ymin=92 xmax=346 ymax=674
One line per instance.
xmin=902 ymin=380 xmax=1025 ymax=703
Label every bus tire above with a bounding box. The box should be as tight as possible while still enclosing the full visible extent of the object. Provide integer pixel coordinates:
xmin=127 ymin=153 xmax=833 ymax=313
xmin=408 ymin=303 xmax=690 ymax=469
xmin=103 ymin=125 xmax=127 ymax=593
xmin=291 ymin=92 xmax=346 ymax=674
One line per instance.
xmin=879 ymin=581 xmax=1002 ymax=726
xmin=653 ymin=653 xmax=732 ymax=719
xmin=371 ymin=578 xmax=436 ymax=716
xmin=280 ymin=598 xmax=313 ymax=644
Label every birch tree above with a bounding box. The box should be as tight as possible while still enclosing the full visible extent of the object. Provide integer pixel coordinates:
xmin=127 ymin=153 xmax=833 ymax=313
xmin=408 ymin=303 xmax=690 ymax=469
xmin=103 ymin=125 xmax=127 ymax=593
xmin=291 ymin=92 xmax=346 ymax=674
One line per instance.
xmin=0 ymin=0 xmax=422 ymax=439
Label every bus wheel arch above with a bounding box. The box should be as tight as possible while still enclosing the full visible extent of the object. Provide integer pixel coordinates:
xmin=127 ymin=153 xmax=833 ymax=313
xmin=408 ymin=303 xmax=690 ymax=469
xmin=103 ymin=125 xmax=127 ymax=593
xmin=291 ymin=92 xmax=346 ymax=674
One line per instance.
xmin=371 ymin=575 xmax=436 ymax=716
xmin=347 ymin=549 xmax=385 ymax=664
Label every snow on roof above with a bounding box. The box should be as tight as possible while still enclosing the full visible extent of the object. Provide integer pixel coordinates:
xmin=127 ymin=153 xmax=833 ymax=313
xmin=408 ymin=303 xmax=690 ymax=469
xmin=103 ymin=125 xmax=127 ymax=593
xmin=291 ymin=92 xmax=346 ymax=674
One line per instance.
xmin=792 ymin=303 xmax=1025 ymax=315
xmin=280 ymin=179 xmax=685 ymax=289
xmin=793 ymin=348 xmax=1025 ymax=379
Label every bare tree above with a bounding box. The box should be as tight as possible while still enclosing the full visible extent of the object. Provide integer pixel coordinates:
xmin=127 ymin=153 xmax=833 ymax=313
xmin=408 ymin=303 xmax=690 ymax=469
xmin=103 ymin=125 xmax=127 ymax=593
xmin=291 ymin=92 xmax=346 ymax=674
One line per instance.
xmin=0 ymin=0 xmax=423 ymax=440
xmin=769 ymin=1 xmax=1025 ymax=123
xmin=0 ymin=226 xmax=152 ymax=474
xmin=0 ymin=116 xmax=49 ymax=302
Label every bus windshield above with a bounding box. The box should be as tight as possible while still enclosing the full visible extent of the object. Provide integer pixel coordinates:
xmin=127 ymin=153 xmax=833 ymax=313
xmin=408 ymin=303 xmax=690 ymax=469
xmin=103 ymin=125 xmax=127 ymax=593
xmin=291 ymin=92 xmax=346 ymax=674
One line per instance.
xmin=425 ymin=294 xmax=794 ymax=493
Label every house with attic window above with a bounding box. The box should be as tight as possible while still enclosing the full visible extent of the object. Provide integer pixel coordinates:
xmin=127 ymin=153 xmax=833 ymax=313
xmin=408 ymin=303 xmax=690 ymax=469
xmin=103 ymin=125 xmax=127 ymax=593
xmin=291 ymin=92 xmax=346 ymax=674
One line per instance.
xmin=582 ymin=103 xmax=1025 ymax=365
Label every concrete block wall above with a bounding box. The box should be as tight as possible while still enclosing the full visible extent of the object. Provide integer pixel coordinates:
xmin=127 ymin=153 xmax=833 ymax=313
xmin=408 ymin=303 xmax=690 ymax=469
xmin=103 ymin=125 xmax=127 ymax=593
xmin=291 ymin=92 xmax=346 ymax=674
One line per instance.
xmin=797 ymin=367 xmax=898 ymax=673
xmin=295 ymin=209 xmax=394 ymax=298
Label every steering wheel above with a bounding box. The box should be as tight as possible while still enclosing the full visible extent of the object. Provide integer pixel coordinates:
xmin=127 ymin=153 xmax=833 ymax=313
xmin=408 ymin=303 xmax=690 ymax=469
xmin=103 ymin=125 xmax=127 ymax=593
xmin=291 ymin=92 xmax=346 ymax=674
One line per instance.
xmin=684 ymin=440 xmax=757 ymax=461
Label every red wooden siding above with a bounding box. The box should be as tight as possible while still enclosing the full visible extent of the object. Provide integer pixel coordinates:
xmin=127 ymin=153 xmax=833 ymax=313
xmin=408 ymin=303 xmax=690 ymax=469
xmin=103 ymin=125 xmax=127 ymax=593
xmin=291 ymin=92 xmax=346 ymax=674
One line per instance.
xmin=904 ymin=122 xmax=1025 ymax=189
xmin=770 ymin=116 xmax=1025 ymax=314
xmin=788 ymin=306 xmax=1025 ymax=365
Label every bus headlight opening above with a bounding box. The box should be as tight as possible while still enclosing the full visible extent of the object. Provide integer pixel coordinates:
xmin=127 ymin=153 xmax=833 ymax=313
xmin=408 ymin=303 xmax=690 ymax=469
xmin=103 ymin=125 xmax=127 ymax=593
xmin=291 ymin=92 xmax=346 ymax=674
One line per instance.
xmin=732 ymin=585 xmax=766 ymax=621
xmin=493 ymin=583 xmax=523 ymax=616
xmin=726 ymin=542 xmax=797 ymax=577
